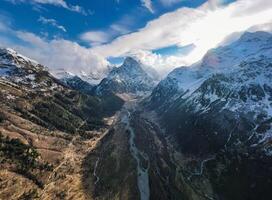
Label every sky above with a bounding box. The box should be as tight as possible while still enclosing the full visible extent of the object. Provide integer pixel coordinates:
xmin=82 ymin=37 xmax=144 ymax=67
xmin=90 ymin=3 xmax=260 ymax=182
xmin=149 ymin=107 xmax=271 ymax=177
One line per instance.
xmin=0 ymin=0 xmax=272 ymax=77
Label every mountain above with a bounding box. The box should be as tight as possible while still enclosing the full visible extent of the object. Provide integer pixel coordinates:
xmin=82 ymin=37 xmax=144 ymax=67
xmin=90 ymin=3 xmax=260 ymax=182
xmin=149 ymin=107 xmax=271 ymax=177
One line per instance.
xmin=145 ymin=31 xmax=272 ymax=199
xmin=94 ymin=57 xmax=157 ymax=95
xmin=52 ymin=65 xmax=112 ymax=86
xmin=164 ymin=57 xmax=272 ymax=152
xmin=0 ymin=48 xmax=123 ymax=199
xmin=148 ymin=31 xmax=272 ymax=110
xmin=0 ymin=48 xmax=60 ymax=91
xmin=61 ymin=75 xmax=94 ymax=95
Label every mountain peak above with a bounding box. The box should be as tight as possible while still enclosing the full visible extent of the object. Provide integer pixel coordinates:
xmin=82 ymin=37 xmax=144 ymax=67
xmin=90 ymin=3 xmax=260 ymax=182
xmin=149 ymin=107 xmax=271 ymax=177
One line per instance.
xmin=122 ymin=56 xmax=142 ymax=71
xmin=95 ymin=56 xmax=156 ymax=94
xmin=0 ymin=47 xmax=39 ymax=67
xmin=200 ymin=31 xmax=272 ymax=70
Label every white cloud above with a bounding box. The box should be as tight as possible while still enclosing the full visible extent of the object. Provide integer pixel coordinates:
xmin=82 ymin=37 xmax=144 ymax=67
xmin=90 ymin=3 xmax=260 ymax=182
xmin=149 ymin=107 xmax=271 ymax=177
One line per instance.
xmin=80 ymin=23 xmax=131 ymax=46
xmin=38 ymin=16 xmax=66 ymax=32
xmin=141 ymin=0 xmax=154 ymax=13
xmin=129 ymin=50 xmax=188 ymax=77
xmin=32 ymin=0 xmax=68 ymax=7
xmin=110 ymin=24 xmax=130 ymax=35
xmin=0 ymin=17 xmax=109 ymax=78
xmin=15 ymin=32 xmax=109 ymax=76
xmin=91 ymin=0 xmax=272 ymax=74
xmin=80 ymin=31 xmax=111 ymax=46
xmin=5 ymin=0 xmax=89 ymax=15
xmin=160 ymin=0 xmax=184 ymax=7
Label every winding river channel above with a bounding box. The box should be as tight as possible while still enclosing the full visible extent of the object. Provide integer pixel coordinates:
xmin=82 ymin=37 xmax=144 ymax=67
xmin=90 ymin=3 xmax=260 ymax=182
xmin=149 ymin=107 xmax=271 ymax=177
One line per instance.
xmin=122 ymin=105 xmax=150 ymax=200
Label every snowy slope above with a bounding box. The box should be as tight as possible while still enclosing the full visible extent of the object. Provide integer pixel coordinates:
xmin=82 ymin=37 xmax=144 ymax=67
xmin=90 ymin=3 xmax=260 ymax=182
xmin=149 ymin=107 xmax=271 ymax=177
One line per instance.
xmin=169 ymin=58 xmax=272 ymax=152
xmin=0 ymin=48 xmax=39 ymax=67
xmin=149 ymin=31 xmax=272 ymax=110
xmin=0 ymin=47 xmax=61 ymax=90
xmin=201 ymin=31 xmax=272 ymax=70
xmin=52 ymin=66 xmax=112 ymax=85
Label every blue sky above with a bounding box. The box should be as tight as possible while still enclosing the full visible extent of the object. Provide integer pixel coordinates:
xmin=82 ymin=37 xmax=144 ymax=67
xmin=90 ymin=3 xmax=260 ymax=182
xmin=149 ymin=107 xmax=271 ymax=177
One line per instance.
xmin=1 ymin=0 xmax=206 ymax=46
xmin=0 ymin=0 xmax=271 ymax=76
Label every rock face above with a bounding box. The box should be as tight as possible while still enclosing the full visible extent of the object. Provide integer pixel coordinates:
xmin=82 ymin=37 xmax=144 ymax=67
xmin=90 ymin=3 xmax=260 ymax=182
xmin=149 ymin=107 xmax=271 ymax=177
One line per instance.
xmin=94 ymin=57 xmax=157 ymax=95
xmin=147 ymin=31 xmax=272 ymax=199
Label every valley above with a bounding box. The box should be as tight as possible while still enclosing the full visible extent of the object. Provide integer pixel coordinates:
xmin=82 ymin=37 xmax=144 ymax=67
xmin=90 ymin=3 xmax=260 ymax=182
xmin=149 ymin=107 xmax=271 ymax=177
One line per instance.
xmin=85 ymin=95 xmax=208 ymax=200
xmin=0 ymin=31 xmax=272 ymax=200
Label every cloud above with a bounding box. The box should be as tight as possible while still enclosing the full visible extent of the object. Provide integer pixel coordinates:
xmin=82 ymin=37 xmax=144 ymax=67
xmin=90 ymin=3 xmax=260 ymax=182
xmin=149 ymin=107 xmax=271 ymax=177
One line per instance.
xmin=5 ymin=0 xmax=89 ymax=15
xmin=91 ymin=0 xmax=272 ymax=74
xmin=0 ymin=16 xmax=109 ymax=78
xmin=141 ymin=0 xmax=154 ymax=13
xmin=16 ymin=32 xmax=109 ymax=77
xmin=0 ymin=21 xmax=8 ymax=32
xmin=128 ymin=50 xmax=188 ymax=77
xmin=110 ymin=24 xmax=130 ymax=35
xmin=38 ymin=16 xmax=66 ymax=32
xmin=80 ymin=31 xmax=111 ymax=46
xmin=80 ymin=23 xmax=131 ymax=47
xmin=1 ymin=0 xmax=272 ymax=78
xmin=160 ymin=0 xmax=184 ymax=7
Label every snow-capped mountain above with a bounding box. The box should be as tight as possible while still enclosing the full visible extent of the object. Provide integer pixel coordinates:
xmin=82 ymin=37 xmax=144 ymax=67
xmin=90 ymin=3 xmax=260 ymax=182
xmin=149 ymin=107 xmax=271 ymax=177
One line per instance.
xmin=0 ymin=48 xmax=39 ymax=67
xmin=148 ymin=31 xmax=272 ymax=111
xmin=52 ymin=65 xmax=112 ymax=86
xmin=164 ymin=57 xmax=272 ymax=153
xmin=201 ymin=31 xmax=272 ymax=70
xmin=95 ymin=57 xmax=157 ymax=95
xmin=0 ymin=47 xmax=61 ymax=91
xmin=51 ymin=66 xmax=113 ymax=96
xmin=149 ymin=31 xmax=272 ymax=151
xmin=147 ymin=30 xmax=272 ymax=157
xmin=148 ymin=66 xmax=207 ymax=111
